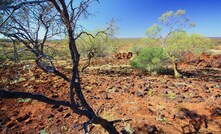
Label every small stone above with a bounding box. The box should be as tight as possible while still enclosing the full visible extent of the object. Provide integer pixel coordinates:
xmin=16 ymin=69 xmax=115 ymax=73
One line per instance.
xmin=102 ymin=92 xmax=110 ymax=99
xmin=64 ymin=113 xmax=71 ymax=118
xmin=51 ymin=105 xmax=60 ymax=109
xmin=16 ymin=114 xmax=30 ymax=122
xmin=175 ymin=95 xmax=185 ymax=103
xmin=6 ymin=121 xmax=16 ymax=128
xmin=57 ymin=107 xmax=63 ymax=112
xmin=189 ymin=96 xmax=205 ymax=103
xmin=135 ymin=91 xmax=143 ymax=97
xmin=51 ymin=94 xmax=59 ymax=98
xmin=145 ymin=125 xmax=158 ymax=134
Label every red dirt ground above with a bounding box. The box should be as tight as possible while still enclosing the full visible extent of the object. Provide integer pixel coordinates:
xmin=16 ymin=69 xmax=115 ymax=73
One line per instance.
xmin=0 ymin=55 xmax=221 ymax=134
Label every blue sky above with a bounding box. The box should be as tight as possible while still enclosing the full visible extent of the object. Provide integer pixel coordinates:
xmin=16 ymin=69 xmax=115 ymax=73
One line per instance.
xmin=80 ymin=0 xmax=221 ymax=38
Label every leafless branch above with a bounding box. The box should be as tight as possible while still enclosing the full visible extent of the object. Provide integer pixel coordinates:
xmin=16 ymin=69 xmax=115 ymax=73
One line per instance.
xmin=75 ymin=28 xmax=109 ymax=40
xmin=0 ymin=0 xmax=48 ymax=10
xmin=0 ymin=0 xmax=119 ymax=133
xmin=0 ymin=9 xmax=16 ymax=28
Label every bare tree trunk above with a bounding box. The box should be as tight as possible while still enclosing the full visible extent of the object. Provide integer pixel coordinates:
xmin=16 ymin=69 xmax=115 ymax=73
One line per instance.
xmin=0 ymin=0 xmax=119 ymax=133
xmin=68 ymin=28 xmax=118 ymax=133
xmin=164 ymin=50 xmax=182 ymax=78
xmin=81 ymin=52 xmax=93 ymax=72
xmin=13 ymin=41 xmax=18 ymax=62
xmin=172 ymin=59 xmax=181 ymax=78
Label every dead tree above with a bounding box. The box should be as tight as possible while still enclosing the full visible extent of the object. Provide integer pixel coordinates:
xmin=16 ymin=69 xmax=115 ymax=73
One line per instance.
xmin=0 ymin=1 xmax=118 ymax=133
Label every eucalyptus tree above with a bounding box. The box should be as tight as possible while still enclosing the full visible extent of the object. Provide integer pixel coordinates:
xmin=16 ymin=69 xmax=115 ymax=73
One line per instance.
xmin=145 ymin=9 xmax=196 ymax=77
xmin=0 ymin=0 xmax=118 ymax=133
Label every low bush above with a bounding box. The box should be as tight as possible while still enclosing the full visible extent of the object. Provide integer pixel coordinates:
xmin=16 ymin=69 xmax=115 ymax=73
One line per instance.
xmin=131 ymin=46 xmax=169 ymax=73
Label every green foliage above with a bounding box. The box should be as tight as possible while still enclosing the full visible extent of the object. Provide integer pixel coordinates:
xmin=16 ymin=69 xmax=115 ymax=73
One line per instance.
xmin=0 ymin=42 xmax=36 ymax=62
xmin=189 ymin=34 xmax=213 ymax=52
xmin=54 ymin=37 xmax=70 ymax=59
xmin=166 ymin=91 xmax=176 ymax=99
xmin=158 ymin=9 xmax=194 ymax=29
xmin=166 ymin=31 xmax=213 ymax=57
xmin=17 ymin=98 xmax=32 ymax=103
xmin=144 ymin=9 xmax=213 ymax=77
xmin=39 ymin=129 xmax=48 ymax=134
xmin=146 ymin=24 xmax=161 ymax=38
xmin=145 ymin=9 xmax=195 ymax=46
xmin=124 ymin=124 xmax=134 ymax=134
xmin=156 ymin=112 xmax=169 ymax=124
xmin=131 ymin=46 xmax=169 ymax=73
xmin=76 ymin=31 xmax=113 ymax=58
xmin=130 ymin=45 xmax=145 ymax=55
xmin=145 ymin=24 xmax=161 ymax=45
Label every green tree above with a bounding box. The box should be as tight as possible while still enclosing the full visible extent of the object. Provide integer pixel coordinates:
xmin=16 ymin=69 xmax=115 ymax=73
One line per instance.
xmin=145 ymin=9 xmax=212 ymax=77
xmin=167 ymin=31 xmax=212 ymax=55
xmin=166 ymin=31 xmax=213 ymax=76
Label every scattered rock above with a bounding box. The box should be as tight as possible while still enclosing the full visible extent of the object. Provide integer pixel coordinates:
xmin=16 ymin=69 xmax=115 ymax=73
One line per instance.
xmin=51 ymin=94 xmax=59 ymax=98
xmin=6 ymin=121 xmax=16 ymax=128
xmin=90 ymin=96 xmax=100 ymax=99
xmin=16 ymin=113 xmax=30 ymax=122
xmin=25 ymin=119 xmax=32 ymax=124
xmin=57 ymin=107 xmax=64 ymax=112
xmin=145 ymin=125 xmax=158 ymax=134
xmin=64 ymin=113 xmax=71 ymax=118
xmin=175 ymin=95 xmax=185 ymax=103
xmin=1 ymin=54 xmax=221 ymax=133
xmin=134 ymin=124 xmax=159 ymax=134
xmin=123 ymin=87 xmax=130 ymax=93
xmin=51 ymin=105 xmax=60 ymax=109
xmin=188 ymin=96 xmax=205 ymax=103
xmin=135 ymin=91 xmax=143 ymax=97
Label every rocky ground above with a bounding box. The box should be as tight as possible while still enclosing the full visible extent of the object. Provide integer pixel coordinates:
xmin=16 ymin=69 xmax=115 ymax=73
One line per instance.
xmin=0 ymin=54 xmax=221 ymax=134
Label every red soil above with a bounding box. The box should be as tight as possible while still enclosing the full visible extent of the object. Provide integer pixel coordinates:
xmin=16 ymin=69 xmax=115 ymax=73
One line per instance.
xmin=0 ymin=56 xmax=221 ymax=133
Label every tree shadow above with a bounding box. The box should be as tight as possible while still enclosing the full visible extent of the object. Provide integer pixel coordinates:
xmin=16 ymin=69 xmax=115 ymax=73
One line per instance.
xmin=210 ymin=107 xmax=221 ymax=130
xmin=181 ymin=68 xmax=221 ymax=81
xmin=129 ymin=124 xmax=163 ymax=134
xmin=211 ymin=107 xmax=221 ymax=117
xmin=177 ymin=108 xmax=208 ymax=134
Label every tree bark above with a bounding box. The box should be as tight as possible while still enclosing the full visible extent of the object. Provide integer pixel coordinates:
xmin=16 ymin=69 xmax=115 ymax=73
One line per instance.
xmin=13 ymin=41 xmax=18 ymax=62
xmin=172 ymin=59 xmax=181 ymax=78
xmin=81 ymin=52 xmax=93 ymax=72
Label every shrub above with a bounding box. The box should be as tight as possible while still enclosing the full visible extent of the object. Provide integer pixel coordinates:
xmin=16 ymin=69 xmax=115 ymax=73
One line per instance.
xmin=76 ymin=31 xmax=113 ymax=59
xmin=131 ymin=46 xmax=169 ymax=73
xmin=130 ymin=45 xmax=145 ymax=55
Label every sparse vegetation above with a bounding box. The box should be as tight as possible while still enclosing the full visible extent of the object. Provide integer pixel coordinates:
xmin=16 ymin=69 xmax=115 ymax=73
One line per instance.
xmin=124 ymin=124 xmax=134 ymax=134
xmin=39 ymin=129 xmax=48 ymax=134
xmin=0 ymin=1 xmax=221 ymax=134
xmin=156 ymin=112 xmax=169 ymax=124
xmin=17 ymin=98 xmax=32 ymax=103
